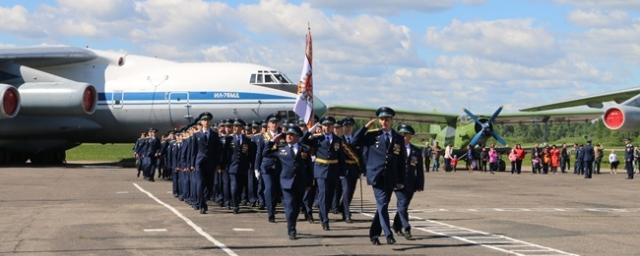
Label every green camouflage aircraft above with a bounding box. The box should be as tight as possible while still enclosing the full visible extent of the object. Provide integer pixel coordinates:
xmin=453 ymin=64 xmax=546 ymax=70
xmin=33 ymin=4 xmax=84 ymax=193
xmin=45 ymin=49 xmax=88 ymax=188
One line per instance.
xmin=328 ymin=105 xmax=602 ymax=150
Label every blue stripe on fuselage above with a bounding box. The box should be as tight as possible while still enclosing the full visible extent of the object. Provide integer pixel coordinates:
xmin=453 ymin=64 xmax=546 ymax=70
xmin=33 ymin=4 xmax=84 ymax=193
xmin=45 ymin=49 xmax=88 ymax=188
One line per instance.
xmin=97 ymin=91 xmax=295 ymax=101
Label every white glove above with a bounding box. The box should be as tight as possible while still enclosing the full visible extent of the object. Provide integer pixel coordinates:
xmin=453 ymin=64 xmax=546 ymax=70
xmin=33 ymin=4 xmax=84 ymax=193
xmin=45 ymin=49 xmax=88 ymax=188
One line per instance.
xmin=254 ymin=169 xmax=260 ymax=179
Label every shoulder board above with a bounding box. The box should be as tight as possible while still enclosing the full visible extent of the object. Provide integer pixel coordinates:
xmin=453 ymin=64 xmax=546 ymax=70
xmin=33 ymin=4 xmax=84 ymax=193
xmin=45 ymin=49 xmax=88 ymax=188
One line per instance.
xmin=366 ymin=129 xmax=380 ymax=134
xmin=309 ymin=133 xmax=323 ymax=139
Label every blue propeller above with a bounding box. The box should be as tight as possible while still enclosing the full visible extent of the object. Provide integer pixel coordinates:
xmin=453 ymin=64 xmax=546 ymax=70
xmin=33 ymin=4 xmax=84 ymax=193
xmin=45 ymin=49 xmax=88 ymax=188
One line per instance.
xmin=464 ymin=106 xmax=506 ymax=146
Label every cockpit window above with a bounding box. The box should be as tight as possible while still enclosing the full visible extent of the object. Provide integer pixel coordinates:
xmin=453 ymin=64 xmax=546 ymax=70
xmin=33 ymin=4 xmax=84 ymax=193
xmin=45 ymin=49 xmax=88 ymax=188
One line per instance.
xmin=274 ymin=74 xmax=287 ymax=83
xmin=264 ymin=74 xmax=274 ymax=83
xmin=250 ymin=70 xmax=294 ymax=86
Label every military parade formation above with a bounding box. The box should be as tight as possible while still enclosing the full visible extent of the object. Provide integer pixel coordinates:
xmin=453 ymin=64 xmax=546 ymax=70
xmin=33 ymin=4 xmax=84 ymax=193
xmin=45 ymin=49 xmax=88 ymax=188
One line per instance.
xmin=132 ymin=107 xmax=424 ymax=244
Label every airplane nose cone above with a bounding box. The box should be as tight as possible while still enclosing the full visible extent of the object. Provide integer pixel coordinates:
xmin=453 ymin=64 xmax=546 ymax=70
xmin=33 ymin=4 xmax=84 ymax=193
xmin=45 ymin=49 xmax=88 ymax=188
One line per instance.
xmin=313 ymin=95 xmax=327 ymax=117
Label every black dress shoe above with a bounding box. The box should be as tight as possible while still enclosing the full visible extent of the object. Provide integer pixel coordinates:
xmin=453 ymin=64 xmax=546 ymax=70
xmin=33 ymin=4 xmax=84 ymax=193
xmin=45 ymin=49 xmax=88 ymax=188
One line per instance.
xmin=344 ymin=218 xmax=353 ymax=224
xmin=233 ymin=208 xmax=239 ymax=214
xmin=307 ymin=214 xmax=314 ymax=223
xmin=370 ymin=237 xmax=381 ymax=245
xmin=322 ymin=223 xmax=330 ymax=231
xmin=403 ymin=231 xmax=413 ymax=240
xmin=199 ymin=209 xmax=207 ymax=214
xmin=386 ymin=236 xmax=396 ymax=245
xmin=268 ymin=217 xmax=276 ymax=223
xmin=288 ymin=232 xmax=297 ymax=240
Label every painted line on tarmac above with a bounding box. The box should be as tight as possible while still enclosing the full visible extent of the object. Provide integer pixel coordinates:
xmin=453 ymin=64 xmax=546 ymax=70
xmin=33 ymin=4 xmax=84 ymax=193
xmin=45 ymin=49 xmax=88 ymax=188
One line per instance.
xmin=410 ymin=207 xmax=640 ymax=213
xmin=115 ymin=191 xmax=129 ymax=194
xmin=232 ymin=228 xmax=254 ymax=232
xmin=360 ymin=212 xmax=579 ymax=256
xmin=133 ymin=183 xmax=239 ymax=256
xmin=144 ymin=228 xmax=168 ymax=232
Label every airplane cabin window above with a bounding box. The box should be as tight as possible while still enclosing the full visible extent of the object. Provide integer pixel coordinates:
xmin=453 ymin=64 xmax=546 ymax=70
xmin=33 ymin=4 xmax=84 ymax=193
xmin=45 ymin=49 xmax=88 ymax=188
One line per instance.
xmin=265 ymin=74 xmax=274 ymax=83
xmin=250 ymin=74 xmax=256 ymax=84
xmin=257 ymin=74 xmax=263 ymax=83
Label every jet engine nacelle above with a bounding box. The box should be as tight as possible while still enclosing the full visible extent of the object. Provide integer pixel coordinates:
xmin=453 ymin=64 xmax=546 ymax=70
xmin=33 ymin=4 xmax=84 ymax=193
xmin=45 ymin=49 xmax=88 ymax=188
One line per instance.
xmin=0 ymin=84 xmax=20 ymax=119
xmin=603 ymin=105 xmax=640 ymax=131
xmin=18 ymin=82 xmax=97 ymax=116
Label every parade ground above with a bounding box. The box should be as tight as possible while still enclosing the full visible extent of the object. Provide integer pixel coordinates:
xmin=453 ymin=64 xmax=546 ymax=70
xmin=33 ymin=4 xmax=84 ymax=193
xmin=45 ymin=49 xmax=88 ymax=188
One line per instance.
xmin=1 ymin=167 xmax=638 ymax=256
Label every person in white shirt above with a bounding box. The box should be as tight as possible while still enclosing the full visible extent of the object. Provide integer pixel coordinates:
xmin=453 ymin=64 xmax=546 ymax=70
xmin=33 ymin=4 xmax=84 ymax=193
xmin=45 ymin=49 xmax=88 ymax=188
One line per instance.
xmin=444 ymin=144 xmax=453 ymax=172
xmin=609 ymin=150 xmax=619 ymax=174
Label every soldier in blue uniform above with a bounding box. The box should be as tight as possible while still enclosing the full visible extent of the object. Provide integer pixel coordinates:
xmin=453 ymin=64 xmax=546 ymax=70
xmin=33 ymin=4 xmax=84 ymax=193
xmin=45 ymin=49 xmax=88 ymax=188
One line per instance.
xmin=142 ymin=128 xmax=161 ymax=182
xmin=574 ymin=144 xmax=583 ymax=175
xmin=352 ymin=107 xmax=405 ymax=245
xmin=194 ymin=112 xmax=221 ymax=214
xmin=582 ymin=140 xmax=594 ymax=179
xmin=264 ymin=125 xmax=313 ymax=240
xmin=171 ymin=131 xmax=183 ymax=198
xmin=298 ymin=120 xmax=316 ymax=223
xmin=133 ymin=132 xmax=147 ymax=178
xmin=624 ymin=138 xmax=635 ymax=179
xmin=217 ymin=119 xmax=233 ymax=209
xmin=186 ymin=125 xmax=198 ymax=207
xmin=254 ymin=114 xmax=282 ymax=222
xmin=246 ymin=121 xmax=260 ymax=207
xmin=339 ymin=117 xmax=362 ymax=223
xmin=392 ymin=124 xmax=424 ymax=240
xmin=227 ymin=118 xmax=252 ymax=214
xmin=331 ymin=120 xmax=345 ymax=215
xmin=303 ymin=116 xmax=345 ymax=231
xmin=179 ymin=126 xmax=194 ymax=203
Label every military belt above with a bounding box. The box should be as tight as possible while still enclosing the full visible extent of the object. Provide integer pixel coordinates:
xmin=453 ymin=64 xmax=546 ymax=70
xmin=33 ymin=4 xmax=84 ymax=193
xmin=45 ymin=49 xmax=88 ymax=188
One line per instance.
xmin=345 ymin=160 xmax=358 ymax=165
xmin=315 ymin=158 xmax=339 ymax=165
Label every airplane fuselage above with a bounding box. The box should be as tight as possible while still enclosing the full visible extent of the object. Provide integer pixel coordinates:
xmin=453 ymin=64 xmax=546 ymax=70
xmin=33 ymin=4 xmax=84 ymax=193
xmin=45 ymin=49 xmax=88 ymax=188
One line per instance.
xmin=0 ymin=50 xmax=322 ymax=154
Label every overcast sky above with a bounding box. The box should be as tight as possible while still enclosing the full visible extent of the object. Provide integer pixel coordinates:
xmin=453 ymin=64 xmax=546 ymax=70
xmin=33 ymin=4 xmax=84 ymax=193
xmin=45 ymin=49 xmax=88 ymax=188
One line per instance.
xmin=1 ymin=0 xmax=639 ymax=114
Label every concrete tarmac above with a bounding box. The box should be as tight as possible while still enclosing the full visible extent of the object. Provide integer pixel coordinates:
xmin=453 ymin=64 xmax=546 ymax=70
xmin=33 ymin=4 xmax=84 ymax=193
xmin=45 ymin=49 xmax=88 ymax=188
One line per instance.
xmin=0 ymin=167 xmax=638 ymax=255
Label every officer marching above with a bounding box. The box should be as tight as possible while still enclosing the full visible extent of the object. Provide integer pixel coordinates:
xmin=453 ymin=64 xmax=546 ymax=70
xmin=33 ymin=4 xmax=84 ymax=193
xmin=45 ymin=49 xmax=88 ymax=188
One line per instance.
xmin=142 ymin=128 xmax=161 ymax=182
xmin=352 ymin=107 xmax=405 ymax=245
xmin=193 ymin=112 xmax=221 ymax=214
xmin=392 ymin=123 xmax=424 ymax=240
xmin=303 ymin=116 xmax=346 ymax=231
xmin=339 ymin=117 xmax=362 ymax=223
xmin=254 ymin=114 xmax=282 ymax=223
xmin=264 ymin=125 xmax=313 ymax=240
xmin=227 ymin=118 xmax=252 ymax=214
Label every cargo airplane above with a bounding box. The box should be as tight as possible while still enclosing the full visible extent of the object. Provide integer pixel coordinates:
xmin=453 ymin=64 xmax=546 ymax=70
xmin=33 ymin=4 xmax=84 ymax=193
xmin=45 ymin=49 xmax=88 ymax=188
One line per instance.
xmin=521 ymin=87 xmax=640 ymax=131
xmin=0 ymin=47 xmax=326 ymax=164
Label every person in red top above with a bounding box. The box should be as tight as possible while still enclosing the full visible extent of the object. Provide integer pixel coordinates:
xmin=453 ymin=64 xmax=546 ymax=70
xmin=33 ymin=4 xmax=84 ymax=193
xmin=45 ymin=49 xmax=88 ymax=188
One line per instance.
xmin=514 ymin=144 xmax=526 ymax=174
xmin=550 ymin=145 xmax=560 ymax=174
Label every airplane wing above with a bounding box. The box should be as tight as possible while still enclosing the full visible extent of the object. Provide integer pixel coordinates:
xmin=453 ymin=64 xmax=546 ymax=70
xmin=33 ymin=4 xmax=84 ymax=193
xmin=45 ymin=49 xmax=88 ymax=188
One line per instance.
xmin=0 ymin=47 xmax=97 ymax=67
xmin=327 ymin=105 xmax=459 ymax=126
xmin=493 ymin=110 xmax=602 ymax=124
xmin=520 ymin=87 xmax=640 ymax=112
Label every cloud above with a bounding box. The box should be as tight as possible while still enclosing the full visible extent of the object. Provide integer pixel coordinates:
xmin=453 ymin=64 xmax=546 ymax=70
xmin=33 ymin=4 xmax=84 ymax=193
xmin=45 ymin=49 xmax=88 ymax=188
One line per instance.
xmin=308 ymin=0 xmax=485 ymax=15
xmin=236 ymin=0 xmax=418 ymax=70
xmin=568 ymin=9 xmax=630 ymax=28
xmin=0 ymin=0 xmax=636 ymax=114
xmin=554 ymin=0 xmax=640 ymax=9
xmin=566 ymin=21 xmax=640 ymax=64
xmin=0 ymin=5 xmax=45 ymax=37
xmin=56 ymin=0 xmax=139 ymax=21
xmin=426 ymin=19 xmax=560 ymax=66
